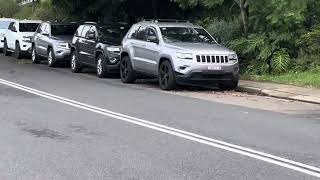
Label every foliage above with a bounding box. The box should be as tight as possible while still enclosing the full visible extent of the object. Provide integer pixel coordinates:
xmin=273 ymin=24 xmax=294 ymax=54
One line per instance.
xmin=0 ymin=0 xmax=19 ymax=18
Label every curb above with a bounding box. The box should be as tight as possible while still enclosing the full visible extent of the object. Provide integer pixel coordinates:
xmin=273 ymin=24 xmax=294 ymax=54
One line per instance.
xmin=237 ymin=85 xmax=320 ymax=105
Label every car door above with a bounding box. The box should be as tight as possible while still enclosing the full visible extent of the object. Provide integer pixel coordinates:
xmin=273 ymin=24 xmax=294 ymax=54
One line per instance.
xmin=139 ymin=27 xmax=161 ymax=74
xmin=6 ymin=22 xmax=17 ymax=49
xmin=83 ymin=26 xmax=97 ymax=66
xmin=35 ymin=23 xmax=48 ymax=56
xmin=130 ymin=25 xmax=148 ymax=71
xmin=77 ymin=25 xmax=91 ymax=63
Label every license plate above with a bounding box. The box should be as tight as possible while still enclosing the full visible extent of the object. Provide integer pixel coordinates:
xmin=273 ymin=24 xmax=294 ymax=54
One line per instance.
xmin=208 ymin=66 xmax=221 ymax=70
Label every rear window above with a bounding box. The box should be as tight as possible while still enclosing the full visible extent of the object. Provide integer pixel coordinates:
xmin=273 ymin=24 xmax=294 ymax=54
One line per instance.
xmin=51 ymin=24 xmax=79 ymax=36
xmin=19 ymin=23 xmax=39 ymax=32
xmin=0 ymin=21 xmax=11 ymax=29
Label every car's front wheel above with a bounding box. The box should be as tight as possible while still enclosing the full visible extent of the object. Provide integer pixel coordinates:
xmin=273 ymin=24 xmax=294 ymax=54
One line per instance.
xmin=120 ymin=56 xmax=136 ymax=83
xmin=3 ymin=40 xmax=11 ymax=56
xmin=71 ymin=51 xmax=81 ymax=73
xmin=158 ymin=60 xmax=176 ymax=90
xmin=47 ymin=48 xmax=56 ymax=67
xmin=15 ymin=42 xmax=22 ymax=59
xmin=96 ymin=54 xmax=108 ymax=78
xmin=31 ymin=46 xmax=41 ymax=64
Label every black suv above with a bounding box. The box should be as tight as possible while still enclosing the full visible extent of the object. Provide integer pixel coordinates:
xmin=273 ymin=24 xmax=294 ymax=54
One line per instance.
xmin=70 ymin=22 xmax=129 ymax=78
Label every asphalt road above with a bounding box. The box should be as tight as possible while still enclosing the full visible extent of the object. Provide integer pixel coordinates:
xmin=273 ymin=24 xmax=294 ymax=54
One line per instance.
xmin=0 ymin=54 xmax=320 ymax=180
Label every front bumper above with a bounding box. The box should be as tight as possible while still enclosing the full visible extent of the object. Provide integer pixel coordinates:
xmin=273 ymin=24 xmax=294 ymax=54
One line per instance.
xmin=54 ymin=48 xmax=71 ymax=61
xmin=0 ymin=37 xmax=4 ymax=49
xmin=107 ymin=61 xmax=120 ymax=74
xmin=174 ymin=64 xmax=239 ymax=86
xmin=20 ymin=41 xmax=32 ymax=54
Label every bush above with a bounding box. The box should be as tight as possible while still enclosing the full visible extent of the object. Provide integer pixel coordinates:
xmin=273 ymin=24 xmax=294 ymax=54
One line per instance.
xmin=198 ymin=18 xmax=241 ymax=46
xmin=0 ymin=0 xmax=19 ymax=17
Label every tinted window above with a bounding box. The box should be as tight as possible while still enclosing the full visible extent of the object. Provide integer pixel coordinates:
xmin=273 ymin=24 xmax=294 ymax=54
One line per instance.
xmin=135 ymin=26 xmax=147 ymax=41
xmin=128 ymin=25 xmax=140 ymax=39
xmin=98 ymin=25 xmax=129 ymax=45
xmin=146 ymin=27 xmax=158 ymax=41
xmin=81 ymin=25 xmax=91 ymax=38
xmin=51 ymin=24 xmax=78 ymax=36
xmin=160 ymin=27 xmax=216 ymax=44
xmin=19 ymin=23 xmax=39 ymax=32
xmin=8 ymin=22 xmax=15 ymax=31
xmin=0 ymin=21 xmax=11 ymax=29
xmin=75 ymin=25 xmax=84 ymax=37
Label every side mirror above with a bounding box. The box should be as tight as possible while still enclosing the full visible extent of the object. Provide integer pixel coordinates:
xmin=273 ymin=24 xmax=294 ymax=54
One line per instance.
xmin=148 ymin=36 xmax=159 ymax=44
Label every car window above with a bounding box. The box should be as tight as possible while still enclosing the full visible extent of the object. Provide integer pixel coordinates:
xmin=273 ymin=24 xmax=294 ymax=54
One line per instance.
xmin=19 ymin=23 xmax=39 ymax=32
xmin=75 ymin=25 xmax=84 ymax=37
xmin=146 ymin=27 xmax=158 ymax=42
xmin=0 ymin=21 xmax=11 ymax=29
xmin=128 ymin=25 xmax=140 ymax=39
xmin=8 ymin=22 xmax=15 ymax=32
xmin=51 ymin=24 xmax=78 ymax=36
xmin=81 ymin=25 xmax=91 ymax=38
xmin=135 ymin=26 xmax=147 ymax=41
xmin=40 ymin=24 xmax=47 ymax=34
xmin=98 ymin=25 xmax=129 ymax=45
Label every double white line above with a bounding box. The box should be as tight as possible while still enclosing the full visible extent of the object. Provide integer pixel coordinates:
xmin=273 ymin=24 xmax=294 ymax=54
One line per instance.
xmin=1 ymin=78 xmax=320 ymax=178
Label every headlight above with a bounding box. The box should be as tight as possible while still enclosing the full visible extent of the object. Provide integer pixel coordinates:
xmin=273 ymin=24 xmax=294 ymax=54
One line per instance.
xmin=176 ymin=52 xmax=193 ymax=60
xmin=228 ymin=54 xmax=238 ymax=63
xmin=107 ymin=47 xmax=121 ymax=53
xmin=57 ymin=42 xmax=70 ymax=49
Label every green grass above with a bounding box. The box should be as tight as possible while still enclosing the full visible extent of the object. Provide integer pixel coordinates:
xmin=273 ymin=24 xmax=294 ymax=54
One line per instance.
xmin=242 ymin=70 xmax=320 ymax=88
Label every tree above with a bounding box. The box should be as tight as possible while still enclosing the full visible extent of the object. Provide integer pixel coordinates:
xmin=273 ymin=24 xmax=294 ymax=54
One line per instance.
xmin=0 ymin=0 xmax=19 ymax=18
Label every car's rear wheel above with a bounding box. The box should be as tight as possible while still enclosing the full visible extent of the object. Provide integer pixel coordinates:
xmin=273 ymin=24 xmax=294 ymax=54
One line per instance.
xmin=120 ymin=56 xmax=136 ymax=83
xmin=31 ymin=45 xmax=41 ymax=64
xmin=47 ymin=48 xmax=56 ymax=67
xmin=3 ymin=40 xmax=11 ymax=56
xmin=96 ymin=54 xmax=108 ymax=78
xmin=15 ymin=42 xmax=22 ymax=59
xmin=219 ymin=79 xmax=238 ymax=91
xmin=71 ymin=51 xmax=81 ymax=73
xmin=158 ymin=60 xmax=176 ymax=90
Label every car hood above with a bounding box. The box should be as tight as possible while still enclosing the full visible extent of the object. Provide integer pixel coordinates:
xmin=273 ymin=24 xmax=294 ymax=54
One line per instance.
xmin=51 ymin=35 xmax=73 ymax=43
xmin=166 ymin=42 xmax=235 ymax=54
xmin=0 ymin=29 xmax=7 ymax=37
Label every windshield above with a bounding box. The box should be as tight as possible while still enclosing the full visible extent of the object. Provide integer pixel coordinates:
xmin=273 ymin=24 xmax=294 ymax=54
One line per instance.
xmin=160 ymin=27 xmax=216 ymax=44
xmin=0 ymin=21 xmax=11 ymax=29
xmin=51 ymin=24 xmax=78 ymax=36
xmin=19 ymin=23 xmax=39 ymax=32
xmin=98 ymin=25 xmax=129 ymax=45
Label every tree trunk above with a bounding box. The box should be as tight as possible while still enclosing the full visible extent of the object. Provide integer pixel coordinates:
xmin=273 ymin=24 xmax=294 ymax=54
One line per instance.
xmin=239 ymin=0 xmax=249 ymax=35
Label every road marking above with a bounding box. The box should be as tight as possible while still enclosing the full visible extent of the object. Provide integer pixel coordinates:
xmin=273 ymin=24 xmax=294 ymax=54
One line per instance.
xmin=0 ymin=78 xmax=320 ymax=178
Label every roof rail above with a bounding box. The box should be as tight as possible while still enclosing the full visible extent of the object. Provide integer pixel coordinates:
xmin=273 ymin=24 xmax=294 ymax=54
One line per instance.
xmin=142 ymin=19 xmax=190 ymax=23
xmin=84 ymin=21 xmax=98 ymax=25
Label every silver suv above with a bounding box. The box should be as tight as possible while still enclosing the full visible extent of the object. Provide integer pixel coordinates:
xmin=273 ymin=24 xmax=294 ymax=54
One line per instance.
xmin=31 ymin=22 xmax=78 ymax=67
xmin=121 ymin=20 xmax=239 ymax=90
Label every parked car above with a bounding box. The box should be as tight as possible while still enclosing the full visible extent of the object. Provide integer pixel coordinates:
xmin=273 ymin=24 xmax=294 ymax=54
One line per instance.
xmin=0 ymin=18 xmax=15 ymax=52
xmin=70 ymin=22 xmax=129 ymax=78
xmin=120 ymin=20 xmax=239 ymax=90
xmin=3 ymin=20 xmax=41 ymax=59
xmin=31 ymin=22 xmax=79 ymax=67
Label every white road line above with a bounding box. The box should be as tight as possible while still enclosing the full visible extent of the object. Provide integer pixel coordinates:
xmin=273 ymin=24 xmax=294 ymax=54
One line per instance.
xmin=0 ymin=78 xmax=320 ymax=178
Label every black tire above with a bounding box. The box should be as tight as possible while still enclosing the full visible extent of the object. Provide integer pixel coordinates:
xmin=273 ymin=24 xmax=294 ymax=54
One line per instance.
xmin=47 ymin=48 xmax=56 ymax=67
xmin=15 ymin=41 xmax=22 ymax=59
xmin=3 ymin=40 xmax=11 ymax=56
xmin=158 ymin=60 xmax=176 ymax=90
xmin=70 ymin=51 xmax=81 ymax=73
xmin=96 ymin=54 xmax=109 ymax=78
xmin=120 ymin=56 xmax=136 ymax=83
xmin=219 ymin=79 xmax=239 ymax=91
xmin=31 ymin=45 xmax=41 ymax=64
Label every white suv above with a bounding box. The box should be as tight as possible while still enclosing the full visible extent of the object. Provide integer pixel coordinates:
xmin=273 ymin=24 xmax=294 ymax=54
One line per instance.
xmin=3 ymin=20 xmax=41 ymax=59
xmin=0 ymin=18 xmax=15 ymax=52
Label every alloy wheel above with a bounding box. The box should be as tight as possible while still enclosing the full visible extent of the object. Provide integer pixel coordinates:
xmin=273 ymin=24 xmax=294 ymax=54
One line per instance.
xmin=71 ymin=54 xmax=76 ymax=70
xmin=120 ymin=58 xmax=128 ymax=79
xmin=159 ymin=63 xmax=170 ymax=88
xmin=97 ymin=58 xmax=102 ymax=75
xmin=48 ymin=51 xmax=53 ymax=65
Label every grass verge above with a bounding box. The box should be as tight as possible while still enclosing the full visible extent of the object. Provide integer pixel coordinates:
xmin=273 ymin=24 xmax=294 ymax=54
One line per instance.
xmin=242 ymin=70 xmax=320 ymax=88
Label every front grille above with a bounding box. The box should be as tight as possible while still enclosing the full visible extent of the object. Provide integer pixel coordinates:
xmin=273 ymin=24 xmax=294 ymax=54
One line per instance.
xmin=196 ymin=55 xmax=229 ymax=64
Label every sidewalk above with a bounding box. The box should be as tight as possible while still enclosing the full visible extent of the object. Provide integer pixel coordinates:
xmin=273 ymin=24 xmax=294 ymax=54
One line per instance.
xmin=237 ymin=80 xmax=320 ymax=104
